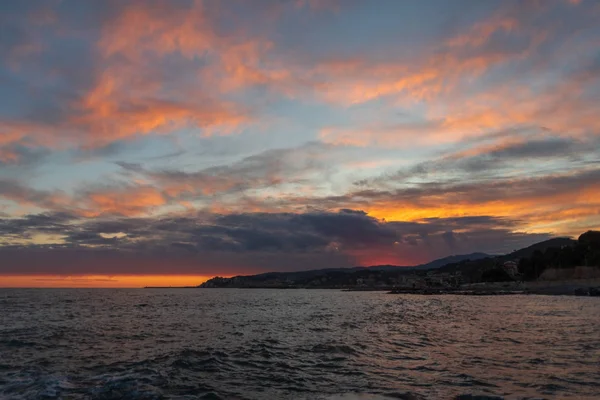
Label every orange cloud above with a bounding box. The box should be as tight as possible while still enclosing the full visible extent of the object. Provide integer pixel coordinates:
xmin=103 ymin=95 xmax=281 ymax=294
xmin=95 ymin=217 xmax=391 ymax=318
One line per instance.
xmin=361 ymin=179 xmax=600 ymax=237
xmin=0 ymin=179 xmax=170 ymax=217
xmin=0 ymin=1 xmax=255 ymax=153
xmin=303 ymin=5 xmax=537 ymax=107
xmin=0 ymin=148 xmax=19 ymax=164
xmin=4 ymin=0 xmax=594 ymax=157
xmin=446 ymin=18 xmax=518 ymax=48
xmin=0 ymin=180 xmax=71 ymax=213
xmin=73 ymin=1 xmax=256 ymax=146
xmin=311 ymin=3 xmax=598 ymax=151
xmin=319 ymin=121 xmax=449 ymax=148
xmin=320 ymin=56 xmax=600 ymax=148
xmin=82 ymin=186 xmax=166 ymax=217
xmin=96 ymin=1 xmax=301 ymax=98
xmin=439 ymin=70 xmax=600 ymax=139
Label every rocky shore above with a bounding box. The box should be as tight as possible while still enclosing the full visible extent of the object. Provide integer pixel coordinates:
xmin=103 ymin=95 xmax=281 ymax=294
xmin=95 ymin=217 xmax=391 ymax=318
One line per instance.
xmin=388 ymin=279 xmax=600 ymax=296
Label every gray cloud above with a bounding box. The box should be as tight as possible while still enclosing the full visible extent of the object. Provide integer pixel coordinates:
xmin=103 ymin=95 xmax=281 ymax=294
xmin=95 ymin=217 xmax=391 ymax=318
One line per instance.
xmin=378 ymin=136 xmax=597 ymax=185
xmin=346 ymin=167 xmax=600 ymax=207
xmin=0 ymin=180 xmax=66 ymax=211
xmin=0 ymin=209 xmax=552 ymax=275
xmin=116 ymin=141 xmax=333 ymax=201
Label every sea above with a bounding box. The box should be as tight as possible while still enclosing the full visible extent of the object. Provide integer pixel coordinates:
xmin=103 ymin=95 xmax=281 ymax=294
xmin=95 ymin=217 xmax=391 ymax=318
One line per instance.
xmin=0 ymin=289 xmax=599 ymax=400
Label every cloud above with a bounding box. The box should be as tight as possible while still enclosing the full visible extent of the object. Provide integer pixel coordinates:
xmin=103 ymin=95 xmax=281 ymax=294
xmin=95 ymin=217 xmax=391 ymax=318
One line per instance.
xmin=315 ymin=1 xmax=600 ymax=151
xmin=304 ymin=2 xmax=544 ymax=106
xmin=3 ymin=137 xmax=596 ymax=237
xmin=79 ymin=184 xmax=167 ymax=217
xmin=115 ymin=141 xmax=333 ymax=204
xmin=0 ymin=142 xmax=52 ymax=166
xmin=0 ymin=180 xmax=70 ymax=212
xmin=333 ymin=166 xmax=600 ymax=236
xmin=2 ymin=0 xmax=598 ymax=161
xmin=0 ymin=1 xmax=598 ymax=280
xmin=0 ymin=142 xmax=338 ymax=216
xmin=0 ymin=209 xmax=551 ymax=275
xmin=319 ymin=119 xmax=446 ymax=148
xmin=0 ymin=212 xmax=74 ymax=238
xmin=380 ymin=135 xmax=597 ymax=182
xmin=0 ymin=0 xmax=257 ymax=156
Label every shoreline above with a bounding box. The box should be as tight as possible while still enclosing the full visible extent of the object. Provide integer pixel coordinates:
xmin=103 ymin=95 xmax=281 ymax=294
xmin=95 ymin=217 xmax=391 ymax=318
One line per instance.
xmin=385 ymin=279 xmax=600 ymax=296
xmin=144 ymin=286 xmax=199 ymax=289
xmin=144 ymin=281 xmax=600 ymax=296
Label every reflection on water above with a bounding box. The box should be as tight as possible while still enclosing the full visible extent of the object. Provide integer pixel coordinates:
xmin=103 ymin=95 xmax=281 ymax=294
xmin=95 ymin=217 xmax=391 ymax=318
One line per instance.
xmin=1 ymin=289 xmax=599 ymax=399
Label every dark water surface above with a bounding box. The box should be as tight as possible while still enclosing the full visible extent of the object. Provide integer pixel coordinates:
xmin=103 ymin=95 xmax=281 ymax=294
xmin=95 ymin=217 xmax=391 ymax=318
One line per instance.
xmin=0 ymin=289 xmax=599 ymax=399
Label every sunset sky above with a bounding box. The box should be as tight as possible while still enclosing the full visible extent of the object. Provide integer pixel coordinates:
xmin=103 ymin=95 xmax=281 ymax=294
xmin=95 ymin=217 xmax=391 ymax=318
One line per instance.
xmin=1 ymin=0 xmax=599 ymax=287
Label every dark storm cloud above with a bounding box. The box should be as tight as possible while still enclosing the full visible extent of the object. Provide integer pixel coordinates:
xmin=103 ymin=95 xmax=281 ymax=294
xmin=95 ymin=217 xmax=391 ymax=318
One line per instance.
xmin=65 ymin=231 xmax=120 ymax=245
xmin=382 ymin=215 xmax=550 ymax=254
xmin=294 ymin=209 xmax=398 ymax=246
xmin=0 ymin=209 xmax=552 ymax=275
xmin=207 ymin=209 xmax=397 ymax=251
xmin=146 ymin=210 xmax=392 ymax=252
xmin=0 ymin=212 xmax=75 ymax=240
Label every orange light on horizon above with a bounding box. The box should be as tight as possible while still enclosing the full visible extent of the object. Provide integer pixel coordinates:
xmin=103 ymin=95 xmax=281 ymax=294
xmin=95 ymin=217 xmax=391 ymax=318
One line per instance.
xmin=348 ymin=248 xmax=416 ymax=267
xmin=0 ymin=274 xmax=219 ymax=288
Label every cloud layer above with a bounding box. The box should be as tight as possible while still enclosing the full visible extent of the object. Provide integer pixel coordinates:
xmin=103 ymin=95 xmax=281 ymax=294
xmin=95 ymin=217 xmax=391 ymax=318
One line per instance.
xmin=0 ymin=210 xmax=550 ymax=275
xmin=0 ymin=0 xmax=598 ymax=282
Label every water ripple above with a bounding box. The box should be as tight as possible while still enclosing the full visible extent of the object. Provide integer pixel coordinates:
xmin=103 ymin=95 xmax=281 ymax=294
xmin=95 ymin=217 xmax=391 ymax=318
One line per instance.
xmin=1 ymin=289 xmax=599 ymax=399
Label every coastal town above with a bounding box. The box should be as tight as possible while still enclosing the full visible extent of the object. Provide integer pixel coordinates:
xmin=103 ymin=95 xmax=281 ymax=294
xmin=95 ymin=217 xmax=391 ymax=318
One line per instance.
xmin=199 ymin=231 xmax=600 ymax=296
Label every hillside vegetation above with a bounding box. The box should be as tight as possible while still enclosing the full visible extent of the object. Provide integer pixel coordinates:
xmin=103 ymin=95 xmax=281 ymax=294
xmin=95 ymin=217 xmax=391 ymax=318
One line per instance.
xmin=200 ymin=231 xmax=599 ymax=289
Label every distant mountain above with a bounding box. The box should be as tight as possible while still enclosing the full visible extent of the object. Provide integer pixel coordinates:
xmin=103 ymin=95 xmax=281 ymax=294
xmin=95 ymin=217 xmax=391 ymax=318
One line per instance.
xmin=413 ymin=252 xmax=491 ymax=270
xmin=199 ymin=252 xmax=493 ymax=287
xmin=501 ymin=237 xmax=576 ymax=261
xmin=243 ymin=252 xmax=491 ymax=276
xmin=198 ymin=234 xmax=593 ymax=289
xmin=362 ymin=253 xmax=491 ymax=272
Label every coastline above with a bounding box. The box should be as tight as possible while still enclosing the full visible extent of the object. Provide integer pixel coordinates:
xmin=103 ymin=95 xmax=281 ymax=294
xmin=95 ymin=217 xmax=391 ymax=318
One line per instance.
xmin=145 ymin=278 xmax=600 ymax=296
xmin=386 ymin=279 xmax=600 ymax=296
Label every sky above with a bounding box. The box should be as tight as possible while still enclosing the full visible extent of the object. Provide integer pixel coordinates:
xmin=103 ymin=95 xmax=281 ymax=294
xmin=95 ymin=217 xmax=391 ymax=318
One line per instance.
xmin=1 ymin=0 xmax=599 ymax=287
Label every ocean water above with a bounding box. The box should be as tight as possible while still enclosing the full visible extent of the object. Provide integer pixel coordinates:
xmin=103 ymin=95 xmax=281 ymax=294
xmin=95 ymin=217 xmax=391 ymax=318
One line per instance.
xmin=0 ymin=289 xmax=599 ymax=400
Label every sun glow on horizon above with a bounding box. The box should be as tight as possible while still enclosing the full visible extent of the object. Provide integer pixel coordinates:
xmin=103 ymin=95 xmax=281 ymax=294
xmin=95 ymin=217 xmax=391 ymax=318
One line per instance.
xmin=0 ymin=275 xmax=218 ymax=288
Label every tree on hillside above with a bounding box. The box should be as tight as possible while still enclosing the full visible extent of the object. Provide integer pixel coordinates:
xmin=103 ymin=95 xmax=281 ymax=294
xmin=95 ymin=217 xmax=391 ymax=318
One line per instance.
xmin=481 ymin=267 xmax=514 ymax=282
xmin=578 ymin=230 xmax=600 ymax=266
xmin=578 ymin=230 xmax=600 ymax=248
xmin=519 ymin=249 xmax=547 ymax=280
xmin=518 ymin=231 xmax=600 ymax=280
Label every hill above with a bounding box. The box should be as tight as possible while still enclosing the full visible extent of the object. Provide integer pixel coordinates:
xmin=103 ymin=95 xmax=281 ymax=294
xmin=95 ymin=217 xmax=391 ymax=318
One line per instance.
xmin=501 ymin=237 xmax=575 ymax=261
xmin=199 ymin=252 xmax=491 ymax=288
xmin=199 ymin=233 xmax=598 ymax=289
xmin=414 ymin=252 xmax=490 ymax=270
xmin=198 ymin=232 xmax=599 ymax=291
